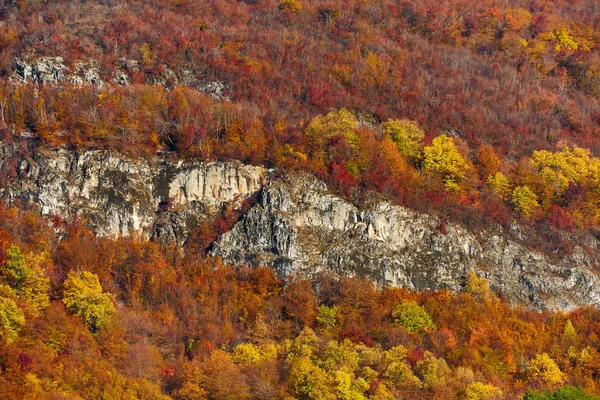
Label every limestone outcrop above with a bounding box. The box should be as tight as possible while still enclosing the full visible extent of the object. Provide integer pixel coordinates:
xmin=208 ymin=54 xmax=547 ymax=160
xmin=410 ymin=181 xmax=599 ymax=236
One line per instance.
xmin=10 ymin=56 xmax=228 ymax=99
xmin=212 ymin=173 xmax=600 ymax=311
xmin=1 ymin=145 xmax=599 ymax=310
xmin=11 ymin=57 xmax=104 ymax=86
xmin=0 ymin=145 xmax=266 ymax=241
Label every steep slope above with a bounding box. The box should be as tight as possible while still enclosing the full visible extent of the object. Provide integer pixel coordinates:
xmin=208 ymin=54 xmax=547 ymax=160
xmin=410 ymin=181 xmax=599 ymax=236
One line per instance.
xmin=1 ymin=145 xmax=599 ymax=310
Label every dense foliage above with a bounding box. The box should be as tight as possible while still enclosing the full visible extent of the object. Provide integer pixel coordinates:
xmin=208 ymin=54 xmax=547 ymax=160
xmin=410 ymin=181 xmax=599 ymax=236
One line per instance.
xmin=2 ymin=0 xmax=600 ymax=240
xmin=0 ymin=202 xmax=599 ymax=399
xmin=2 ymin=1 xmax=600 ymax=397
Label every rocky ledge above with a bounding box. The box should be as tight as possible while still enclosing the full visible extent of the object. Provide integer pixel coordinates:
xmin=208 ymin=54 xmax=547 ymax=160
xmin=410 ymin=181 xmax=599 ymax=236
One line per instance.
xmin=1 ymin=145 xmax=599 ymax=311
xmin=0 ymin=144 xmax=266 ymax=242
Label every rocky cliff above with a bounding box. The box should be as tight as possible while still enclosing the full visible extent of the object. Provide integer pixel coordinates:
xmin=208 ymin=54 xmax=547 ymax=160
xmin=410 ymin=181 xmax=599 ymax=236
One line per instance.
xmin=1 ymin=145 xmax=599 ymax=311
xmin=0 ymin=144 xmax=266 ymax=242
xmin=211 ymin=173 xmax=600 ymax=311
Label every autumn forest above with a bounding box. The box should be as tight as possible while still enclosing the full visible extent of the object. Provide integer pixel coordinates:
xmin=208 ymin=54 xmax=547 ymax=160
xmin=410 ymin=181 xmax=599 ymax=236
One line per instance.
xmin=2 ymin=0 xmax=600 ymax=398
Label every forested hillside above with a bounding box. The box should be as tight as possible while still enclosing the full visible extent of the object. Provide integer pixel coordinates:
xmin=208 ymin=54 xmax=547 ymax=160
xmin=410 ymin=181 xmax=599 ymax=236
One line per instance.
xmin=2 ymin=0 xmax=600 ymax=398
xmin=2 ymin=0 xmax=600 ymax=235
xmin=0 ymin=203 xmax=600 ymax=399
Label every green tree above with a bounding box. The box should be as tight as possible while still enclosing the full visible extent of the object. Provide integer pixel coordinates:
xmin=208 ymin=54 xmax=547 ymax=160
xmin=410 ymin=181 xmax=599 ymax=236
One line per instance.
xmin=384 ymin=360 xmax=421 ymax=388
xmin=415 ymin=351 xmax=451 ymax=388
xmin=423 ymin=134 xmax=468 ymax=193
xmin=3 ymin=244 xmax=26 ymax=288
xmin=382 ymin=119 xmax=424 ymax=163
xmin=17 ymin=253 xmax=50 ymax=315
xmin=1 ymin=246 xmax=50 ymax=316
xmin=392 ymin=300 xmax=435 ymax=333
xmin=287 ymin=327 xmax=320 ymax=360
xmin=382 ymin=344 xmax=421 ymax=388
xmin=62 ymin=271 xmax=115 ymax=332
xmin=0 ymin=295 xmax=25 ymax=344
xmin=319 ymin=339 xmax=360 ymax=372
xmin=524 ymin=386 xmax=600 ymax=400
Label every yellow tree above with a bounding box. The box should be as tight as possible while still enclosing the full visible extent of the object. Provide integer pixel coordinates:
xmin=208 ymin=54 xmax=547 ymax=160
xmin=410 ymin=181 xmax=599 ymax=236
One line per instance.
xmin=305 ymin=109 xmax=359 ymax=168
xmin=316 ymin=305 xmax=339 ymax=331
xmin=62 ymin=271 xmax=115 ymax=332
xmin=279 ymin=0 xmax=302 ymax=13
xmin=465 ymin=270 xmax=493 ymax=300
xmin=288 ymin=355 xmax=334 ymax=399
xmin=423 ymin=134 xmax=468 ymax=193
xmin=415 ymin=351 xmax=451 ymax=388
xmin=486 ymin=172 xmax=511 ymax=200
xmin=563 ymin=319 xmax=576 ymax=338
xmin=384 ymin=352 xmax=421 ymax=389
xmin=464 ymin=381 xmax=503 ymax=400
xmin=549 ymin=28 xmax=581 ymax=51
xmin=333 ymin=369 xmax=368 ymax=400
xmin=511 ymin=185 xmax=539 ymax=218
xmin=231 ymin=343 xmax=263 ymax=365
xmin=526 ymin=353 xmax=565 ymax=386
xmin=231 ymin=341 xmax=277 ymax=365
xmin=533 ymin=146 xmax=600 ymax=186
xmin=381 ymin=119 xmax=424 ymax=163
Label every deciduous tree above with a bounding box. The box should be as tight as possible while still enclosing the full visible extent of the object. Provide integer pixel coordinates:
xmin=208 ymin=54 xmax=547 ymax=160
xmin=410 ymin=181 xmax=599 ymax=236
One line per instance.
xmin=62 ymin=271 xmax=115 ymax=332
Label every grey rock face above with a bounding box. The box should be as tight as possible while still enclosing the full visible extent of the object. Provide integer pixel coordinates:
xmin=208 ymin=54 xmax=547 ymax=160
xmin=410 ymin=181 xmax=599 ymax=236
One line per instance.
xmin=11 ymin=57 xmax=66 ymax=84
xmin=212 ymin=173 xmax=600 ymax=311
xmin=72 ymin=61 xmax=104 ymax=86
xmin=1 ymin=146 xmax=599 ymax=310
xmin=4 ymin=149 xmax=155 ymax=236
xmin=10 ymin=56 xmax=229 ymax=100
xmin=0 ymin=145 xmax=266 ymax=241
xmin=11 ymin=57 xmax=104 ymax=86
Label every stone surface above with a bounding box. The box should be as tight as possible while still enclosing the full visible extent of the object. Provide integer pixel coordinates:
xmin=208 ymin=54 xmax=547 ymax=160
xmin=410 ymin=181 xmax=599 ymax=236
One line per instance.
xmin=212 ymin=173 xmax=600 ymax=311
xmin=10 ymin=57 xmax=230 ymax=100
xmin=0 ymin=144 xmax=266 ymax=242
xmin=1 ymin=144 xmax=599 ymax=311
xmin=10 ymin=56 xmax=227 ymax=99
xmin=11 ymin=57 xmax=104 ymax=86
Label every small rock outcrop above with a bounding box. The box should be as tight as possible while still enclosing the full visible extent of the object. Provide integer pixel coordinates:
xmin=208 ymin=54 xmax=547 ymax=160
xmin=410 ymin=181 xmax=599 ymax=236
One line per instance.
xmin=11 ymin=57 xmax=66 ymax=84
xmin=11 ymin=57 xmax=104 ymax=86
xmin=10 ymin=56 xmax=228 ymax=99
